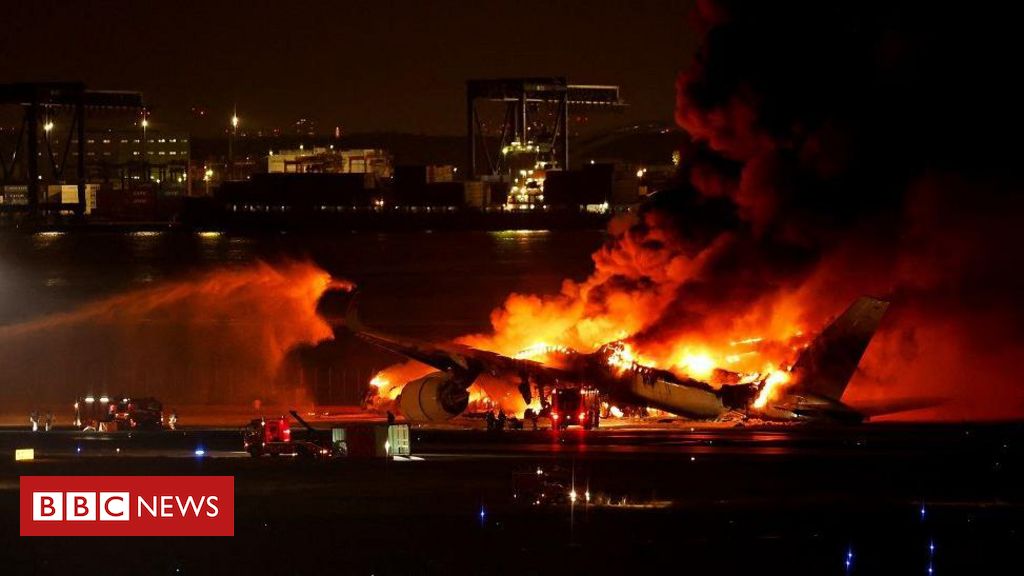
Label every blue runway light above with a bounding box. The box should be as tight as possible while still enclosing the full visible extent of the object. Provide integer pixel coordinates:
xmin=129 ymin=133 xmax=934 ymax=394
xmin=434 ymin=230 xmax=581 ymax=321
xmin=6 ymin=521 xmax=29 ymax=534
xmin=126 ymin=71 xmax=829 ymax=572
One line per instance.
xmin=194 ymin=448 xmax=206 ymax=457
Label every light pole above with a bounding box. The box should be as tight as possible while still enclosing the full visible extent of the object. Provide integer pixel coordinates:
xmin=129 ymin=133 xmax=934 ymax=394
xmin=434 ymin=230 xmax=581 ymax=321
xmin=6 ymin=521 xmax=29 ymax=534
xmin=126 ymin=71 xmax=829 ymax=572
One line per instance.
xmin=229 ymin=113 xmax=239 ymax=180
xmin=141 ymin=115 xmax=149 ymax=181
xmin=43 ymin=120 xmax=54 ymax=194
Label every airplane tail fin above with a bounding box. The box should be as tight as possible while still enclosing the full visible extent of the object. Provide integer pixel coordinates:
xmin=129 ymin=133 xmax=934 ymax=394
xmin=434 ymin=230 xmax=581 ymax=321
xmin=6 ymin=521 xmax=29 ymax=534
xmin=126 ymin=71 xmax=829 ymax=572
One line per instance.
xmin=790 ymin=296 xmax=889 ymax=401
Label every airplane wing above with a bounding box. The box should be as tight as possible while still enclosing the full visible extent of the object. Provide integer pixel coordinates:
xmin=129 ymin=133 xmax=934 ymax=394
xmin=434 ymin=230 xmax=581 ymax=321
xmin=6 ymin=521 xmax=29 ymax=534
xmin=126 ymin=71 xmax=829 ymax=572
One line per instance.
xmin=343 ymin=295 xmax=578 ymax=390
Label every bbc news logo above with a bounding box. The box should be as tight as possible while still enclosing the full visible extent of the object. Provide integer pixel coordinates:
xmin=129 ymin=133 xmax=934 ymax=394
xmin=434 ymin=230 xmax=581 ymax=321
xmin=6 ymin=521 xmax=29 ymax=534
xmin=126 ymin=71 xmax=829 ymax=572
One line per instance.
xmin=21 ymin=476 xmax=233 ymax=536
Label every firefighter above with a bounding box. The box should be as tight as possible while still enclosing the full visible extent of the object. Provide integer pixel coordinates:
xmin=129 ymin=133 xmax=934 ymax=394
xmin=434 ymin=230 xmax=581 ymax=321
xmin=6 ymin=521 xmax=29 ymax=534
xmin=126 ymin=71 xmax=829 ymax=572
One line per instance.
xmin=497 ymin=409 xmax=507 ymax=431
xmin=44 ymin=412 xmax=53 ymax=432
xmin=386 ymin=410 xmax=396 ymax=425
xmin=168 ymin=410 xmax=178 ymax=430
xmin=485 ymin=410 xmax=496 ymax=431
xmin=30 ymin=411 xmax=39 ymax=432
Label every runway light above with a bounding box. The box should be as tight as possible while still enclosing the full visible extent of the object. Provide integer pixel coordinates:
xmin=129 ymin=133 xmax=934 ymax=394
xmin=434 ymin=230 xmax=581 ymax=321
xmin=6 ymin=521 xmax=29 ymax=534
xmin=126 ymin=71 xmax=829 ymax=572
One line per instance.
xmin=194 ymin=448 xmax=206 ymax=457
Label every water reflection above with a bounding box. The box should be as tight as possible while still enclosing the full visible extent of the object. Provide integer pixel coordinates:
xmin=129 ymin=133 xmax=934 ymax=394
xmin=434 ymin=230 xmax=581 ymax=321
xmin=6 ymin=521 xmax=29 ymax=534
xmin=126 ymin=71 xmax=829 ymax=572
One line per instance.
xmin=32 ymin=231 xmax=65 ymax=248
xmin=511 ymin=464 xmax=674 ymax=510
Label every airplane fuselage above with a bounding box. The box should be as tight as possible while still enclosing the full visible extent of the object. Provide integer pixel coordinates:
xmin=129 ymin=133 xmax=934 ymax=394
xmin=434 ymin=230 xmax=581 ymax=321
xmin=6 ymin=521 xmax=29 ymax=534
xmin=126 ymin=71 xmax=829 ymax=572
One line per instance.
xmin=548 ymin=351 xmax=749 ymax=420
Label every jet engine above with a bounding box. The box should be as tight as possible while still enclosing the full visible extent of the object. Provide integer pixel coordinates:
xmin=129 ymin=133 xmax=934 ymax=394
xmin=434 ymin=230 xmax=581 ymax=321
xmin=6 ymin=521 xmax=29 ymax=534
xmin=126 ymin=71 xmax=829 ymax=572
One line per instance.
xmin=398 ymin=371 xmax=472 ymax=422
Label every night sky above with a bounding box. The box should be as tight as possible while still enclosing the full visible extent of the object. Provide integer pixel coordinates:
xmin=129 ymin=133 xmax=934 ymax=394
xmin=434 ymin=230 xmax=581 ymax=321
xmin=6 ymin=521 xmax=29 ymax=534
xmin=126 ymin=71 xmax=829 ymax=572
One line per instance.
xmin=2 ymin=0 xmax=697 ymax=136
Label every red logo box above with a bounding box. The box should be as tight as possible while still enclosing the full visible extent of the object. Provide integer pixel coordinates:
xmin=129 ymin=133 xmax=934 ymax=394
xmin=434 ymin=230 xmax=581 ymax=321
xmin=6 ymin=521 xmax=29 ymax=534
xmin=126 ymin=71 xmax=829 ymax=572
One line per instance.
xmin=21 ymin=476 xmax=233 ymax=536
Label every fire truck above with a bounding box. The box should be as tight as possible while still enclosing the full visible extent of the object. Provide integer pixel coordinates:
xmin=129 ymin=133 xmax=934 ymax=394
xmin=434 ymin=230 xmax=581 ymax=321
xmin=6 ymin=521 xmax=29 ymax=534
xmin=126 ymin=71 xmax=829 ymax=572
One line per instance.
xmin=242 ymin=411 xmax=334 ymax=459
xmin=550 ymin=386 xmax=601 ymax=430
xmin=74 ymin=395 xmax=164 ymax=431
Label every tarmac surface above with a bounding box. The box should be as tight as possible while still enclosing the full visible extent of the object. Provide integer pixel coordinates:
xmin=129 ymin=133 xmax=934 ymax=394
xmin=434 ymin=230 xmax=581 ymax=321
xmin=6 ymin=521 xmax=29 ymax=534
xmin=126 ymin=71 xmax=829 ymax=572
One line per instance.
xmin=2 ymin=422 xmax=1023 ymax=575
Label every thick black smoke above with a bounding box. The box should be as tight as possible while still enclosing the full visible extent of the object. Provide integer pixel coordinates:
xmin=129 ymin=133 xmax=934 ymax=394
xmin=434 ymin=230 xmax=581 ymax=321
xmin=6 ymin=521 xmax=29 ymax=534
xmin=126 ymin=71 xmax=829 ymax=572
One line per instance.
xmin=628 ymin=1 xmax=1024 ymax=418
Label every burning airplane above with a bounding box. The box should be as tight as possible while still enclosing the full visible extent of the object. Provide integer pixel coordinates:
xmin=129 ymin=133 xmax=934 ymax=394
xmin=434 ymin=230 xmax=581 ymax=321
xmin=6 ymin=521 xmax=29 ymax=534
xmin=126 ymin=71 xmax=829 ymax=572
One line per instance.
xmin=347 ymin=295 xmax=888 ymax=424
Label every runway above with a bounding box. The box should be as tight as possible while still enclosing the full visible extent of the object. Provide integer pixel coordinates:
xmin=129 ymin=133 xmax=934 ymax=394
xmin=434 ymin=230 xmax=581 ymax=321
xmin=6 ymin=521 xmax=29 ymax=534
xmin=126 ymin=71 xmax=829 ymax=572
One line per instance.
xmin=2 ymin=423 xmax=1023 ymax=574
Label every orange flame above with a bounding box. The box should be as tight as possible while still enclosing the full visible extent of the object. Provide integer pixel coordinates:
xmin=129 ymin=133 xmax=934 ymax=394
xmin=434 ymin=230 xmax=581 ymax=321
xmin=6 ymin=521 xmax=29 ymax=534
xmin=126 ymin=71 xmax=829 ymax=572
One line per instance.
xmin=752 ymin=368 xmax=790 ymax=409
xmin=370 ymin=214 xmax=824 ymax=417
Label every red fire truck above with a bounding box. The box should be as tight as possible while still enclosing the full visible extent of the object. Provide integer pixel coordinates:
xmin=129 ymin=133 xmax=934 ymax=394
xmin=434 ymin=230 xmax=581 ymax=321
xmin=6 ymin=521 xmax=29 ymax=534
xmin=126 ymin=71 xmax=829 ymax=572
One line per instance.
xmin=242 ymin=411 xmax=334 ymax=459
xmin=550 ymin=387 xmax=601 ymax=430
xmin=74 ymin=395 xmax=164 ymax=431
